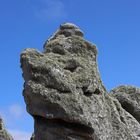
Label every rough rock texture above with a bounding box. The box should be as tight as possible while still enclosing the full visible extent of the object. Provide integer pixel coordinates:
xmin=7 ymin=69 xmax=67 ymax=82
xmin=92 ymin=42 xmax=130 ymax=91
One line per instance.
xmin=21 ymin=23 xmax=140 ymax=140
xmin=110 ymin=85 xmax=140 ymax=124
xmin=0 ymin=116 xmax=13 ymax=140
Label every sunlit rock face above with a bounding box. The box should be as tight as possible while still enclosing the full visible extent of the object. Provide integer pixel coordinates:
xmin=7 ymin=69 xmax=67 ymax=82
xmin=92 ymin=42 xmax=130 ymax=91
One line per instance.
xmin=21 ymin=23 xmax=140 ymax=140
xmin=0 ymin=116 xmax=13 ymax=140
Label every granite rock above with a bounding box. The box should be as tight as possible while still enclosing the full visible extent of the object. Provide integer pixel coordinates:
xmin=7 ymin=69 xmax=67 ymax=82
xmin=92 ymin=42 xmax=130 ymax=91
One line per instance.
xmin=21 ymin=23 xmax=140 ymax=140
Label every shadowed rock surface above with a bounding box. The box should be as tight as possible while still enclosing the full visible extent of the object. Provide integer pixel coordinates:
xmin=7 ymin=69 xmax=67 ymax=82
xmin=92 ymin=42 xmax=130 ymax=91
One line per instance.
xmin=0 ymin=116 xmax=13 ymax=140
xmin=21 ymin=23 xmax=140 ymax=140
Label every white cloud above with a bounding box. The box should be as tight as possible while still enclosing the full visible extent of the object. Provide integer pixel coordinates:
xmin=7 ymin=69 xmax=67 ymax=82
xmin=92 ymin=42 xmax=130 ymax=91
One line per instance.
xmin=9 ymin=130 xmax=31 ymax=140
xmin=36 ymin=0 xmax=67 ymax=20
xmin=0 ymin=104 xmax=25 ymax=125
xmin=0 ymin=104 xmax=33 ymax=137
xmin=9 ymin=104 xmax=24 ymax=119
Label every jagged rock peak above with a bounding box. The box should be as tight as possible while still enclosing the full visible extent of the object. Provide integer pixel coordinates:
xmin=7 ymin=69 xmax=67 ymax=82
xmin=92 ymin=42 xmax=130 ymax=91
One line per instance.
xmin=60 ymin=23 xmax=81 ymax=30
xmin=44 ymin=23 xmax=97 ymax=57
xmin=0 ymin=116 xmax=13 ymax=140
xmin=46 ymin=23 xmax=84 ymax=43
xmin=56 ymin=22 xmax=83 ymax=37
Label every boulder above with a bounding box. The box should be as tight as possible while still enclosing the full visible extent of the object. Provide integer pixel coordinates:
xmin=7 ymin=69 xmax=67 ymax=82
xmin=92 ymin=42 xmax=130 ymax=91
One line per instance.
xmin=110 ymin=85 xmax=140 ymax=123
xmin=21 ymin=23 xmax=140 ymax=140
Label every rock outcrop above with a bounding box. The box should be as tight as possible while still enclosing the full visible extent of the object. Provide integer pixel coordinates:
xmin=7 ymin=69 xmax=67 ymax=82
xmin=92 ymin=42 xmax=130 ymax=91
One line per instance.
xmin=21 ymin=23 xmax=140 ymax=140
xmin=110 ymin=85 xmax=140 ymax=124
xmin=0 ymin=116 xmax=13 ymax=140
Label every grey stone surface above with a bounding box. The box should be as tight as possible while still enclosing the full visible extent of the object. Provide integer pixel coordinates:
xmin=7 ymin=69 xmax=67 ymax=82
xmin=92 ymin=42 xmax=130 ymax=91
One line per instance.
xmin=21 ymin=23 xmax=140 ymax=140
xmin=110 ymin=85 xmax=140 ymax=123
xmin=0 ymin=116 xmax=13 ymax=140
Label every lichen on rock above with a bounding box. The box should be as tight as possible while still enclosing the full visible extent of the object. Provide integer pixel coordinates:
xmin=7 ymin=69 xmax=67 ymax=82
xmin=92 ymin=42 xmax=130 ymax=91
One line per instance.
xmin=21 ymin=23 xmax=140 ymax=140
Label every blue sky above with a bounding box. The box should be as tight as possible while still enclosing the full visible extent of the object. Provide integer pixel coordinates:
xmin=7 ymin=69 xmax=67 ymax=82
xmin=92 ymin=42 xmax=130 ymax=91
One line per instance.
xmin=0 ymin=0 xmax=140 ymax=139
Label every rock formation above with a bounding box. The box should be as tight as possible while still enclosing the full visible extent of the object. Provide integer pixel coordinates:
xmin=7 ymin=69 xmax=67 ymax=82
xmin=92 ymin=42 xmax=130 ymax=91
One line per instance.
xmin=0 ymin=116 xmax=13 ymax=140
xmin=21 ymin=23 xmax=140 ymax=140
xmin=110 ymin=85 xmax=140 ymax=124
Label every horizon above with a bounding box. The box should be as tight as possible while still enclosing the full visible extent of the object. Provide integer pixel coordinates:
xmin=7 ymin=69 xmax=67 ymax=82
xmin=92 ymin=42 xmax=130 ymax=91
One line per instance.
xmin=0 ymin=0 xmax=140 ymax=139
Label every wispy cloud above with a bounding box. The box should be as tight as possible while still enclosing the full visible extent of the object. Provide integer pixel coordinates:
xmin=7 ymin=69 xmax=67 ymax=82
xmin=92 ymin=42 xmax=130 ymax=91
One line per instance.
xmin=36 ymin=0 xmax=67 ymax=21
xmin=0 ymin=104 xmax=33 ymax=139
xmin=0 ymin=104 xmax=26 ymax=124
xmin=9 ymin=130 xmax=31 ymax=140
xmin=9 ymin=104 xmax=24 ymax=119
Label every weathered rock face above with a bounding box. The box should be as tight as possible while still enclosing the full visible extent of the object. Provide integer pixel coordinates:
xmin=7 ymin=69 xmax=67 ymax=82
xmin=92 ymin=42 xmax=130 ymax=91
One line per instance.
xmin=110 ymin=85 xmax=140 ymax=124
xmin=0 ymin=116 xmax=13 ymax=140
xmin=21 ymin=23 xmax=140 ymax=140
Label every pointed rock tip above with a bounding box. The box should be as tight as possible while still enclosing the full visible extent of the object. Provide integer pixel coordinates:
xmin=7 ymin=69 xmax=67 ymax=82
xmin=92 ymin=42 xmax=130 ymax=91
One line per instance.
xmin=58 ymin=22 xmax=84 ymax=37
xmin=60 ymin=23 xmax=80 ymax=30
xmin=46 ymin=23 xmax=84 ymax=43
